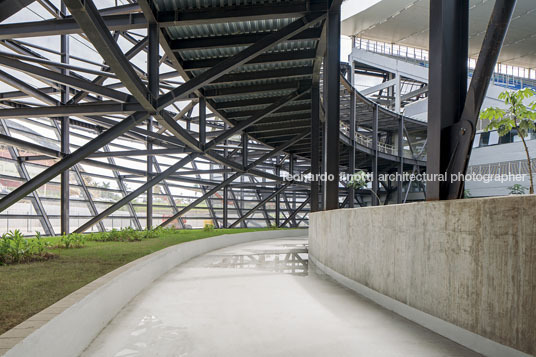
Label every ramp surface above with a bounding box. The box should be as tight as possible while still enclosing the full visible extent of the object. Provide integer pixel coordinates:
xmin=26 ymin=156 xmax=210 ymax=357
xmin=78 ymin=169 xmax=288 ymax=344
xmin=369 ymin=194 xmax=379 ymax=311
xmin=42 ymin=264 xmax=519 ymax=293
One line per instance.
xmin=82 ymin=237 xmax=480 ymax=357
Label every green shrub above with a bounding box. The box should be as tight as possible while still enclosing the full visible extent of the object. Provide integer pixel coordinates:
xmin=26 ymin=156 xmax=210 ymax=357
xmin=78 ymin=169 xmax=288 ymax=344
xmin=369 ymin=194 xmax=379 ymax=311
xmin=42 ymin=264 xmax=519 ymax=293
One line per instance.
xmin=108 ymin=229 xmax=121 ymax=241
xmin=203 ymin=223 xmax=214 ymax=232
xmin=58 ymin=233 xmax=86 ymax=249
xmin=0 ymin=230 xmax=53 ymax=265
xmin=508 ymin=184 xmax=528 ymax=195
xmin=86 ymin=232 xmax=109 ymax=242
xmin=34 ymin=231 xmax=50 ymax=255
xmin=143 ymin=228 xmax=159 ymax=239
xmin=86 ymin=227 xmax=162 ymax=242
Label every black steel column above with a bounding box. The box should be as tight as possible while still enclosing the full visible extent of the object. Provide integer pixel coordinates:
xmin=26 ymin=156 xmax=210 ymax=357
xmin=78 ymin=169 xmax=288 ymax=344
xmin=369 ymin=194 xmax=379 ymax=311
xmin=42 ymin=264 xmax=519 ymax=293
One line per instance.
xmin=289 ymin=154 xmax=295 ymax=223
xmin=275 ymin=165 xmax=280 ymax=226
xmin=60 ymin=2 xmax=70 ymax=235
xmin=323 ymin=3 xmax=341 ymax=210
xmin=223 ymin=124 xmax=228 ymax=228
xmin=241 ymin=133 xmax=247 ymax=228
xmin=223 ymin=185 xmax=228 ymax=228
xmin=348 ymin=64 xmax=356 ymax=208
xmin=147 ymin=23 xmax=159 ymax=229
xmin=242 ymin=133 xmax=248 ymax=170
xmin=397 ymin=115 xmax=404 ymax=203
xmin=199 ymin=97 xmax=206 ymax=146
xmin=427 ymin=0 xmax=469 ymax=200
xmin=371 ymin=105 xmax=379 ymax=206
xmin=310 ymin=82 xmax=320 ymax=212
xmin=445 ymin=0 xmax=516 ymax=199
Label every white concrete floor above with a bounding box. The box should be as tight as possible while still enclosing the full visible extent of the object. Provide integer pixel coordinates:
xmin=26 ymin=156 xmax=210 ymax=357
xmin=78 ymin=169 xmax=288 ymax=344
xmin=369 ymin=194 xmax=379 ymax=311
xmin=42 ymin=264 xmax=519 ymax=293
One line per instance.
xmin=82 ymin=237 xmax=481 ymax=357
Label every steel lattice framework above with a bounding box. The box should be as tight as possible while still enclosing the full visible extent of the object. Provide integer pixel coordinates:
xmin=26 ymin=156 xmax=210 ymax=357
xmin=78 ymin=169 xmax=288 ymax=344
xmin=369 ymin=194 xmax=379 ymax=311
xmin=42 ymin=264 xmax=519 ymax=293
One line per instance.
xmin=0 ymin=0 xmax=515 ymax=235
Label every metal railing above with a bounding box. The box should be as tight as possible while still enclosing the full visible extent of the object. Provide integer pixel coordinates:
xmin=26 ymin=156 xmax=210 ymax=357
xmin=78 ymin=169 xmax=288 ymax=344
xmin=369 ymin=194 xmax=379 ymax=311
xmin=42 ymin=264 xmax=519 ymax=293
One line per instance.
xmin=353 ymin=38 xmax=536 ymax=91
xmin=467 ymin=158 xmax=536 ymax=176
xmin=341 ymin=121 xmax=420 ymax=160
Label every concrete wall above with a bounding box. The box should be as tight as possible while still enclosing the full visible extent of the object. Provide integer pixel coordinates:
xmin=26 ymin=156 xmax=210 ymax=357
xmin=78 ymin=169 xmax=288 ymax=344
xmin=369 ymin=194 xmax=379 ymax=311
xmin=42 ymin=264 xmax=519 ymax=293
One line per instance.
xmin=309 ymin=196 xmax=535 ymax=356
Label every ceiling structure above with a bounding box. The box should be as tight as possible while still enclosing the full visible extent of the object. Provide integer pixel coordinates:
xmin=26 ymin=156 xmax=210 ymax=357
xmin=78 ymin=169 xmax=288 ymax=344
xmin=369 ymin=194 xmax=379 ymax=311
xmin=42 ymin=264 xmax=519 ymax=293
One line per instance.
xmin=0 ymin=0 xmax=428 ymax=236
xmin=342 ymin=0 xmax=536 ymax=69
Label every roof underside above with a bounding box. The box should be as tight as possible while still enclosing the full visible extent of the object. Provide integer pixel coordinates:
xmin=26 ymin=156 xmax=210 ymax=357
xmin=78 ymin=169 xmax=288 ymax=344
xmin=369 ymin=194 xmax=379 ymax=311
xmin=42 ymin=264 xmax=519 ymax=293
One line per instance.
xmin=341 ymin=0 xmax=536 ymax=69
xmin=149 ymin=0 xmax=424 ymax=167
xmin=153 ymin=0 xmax=322 ymax=154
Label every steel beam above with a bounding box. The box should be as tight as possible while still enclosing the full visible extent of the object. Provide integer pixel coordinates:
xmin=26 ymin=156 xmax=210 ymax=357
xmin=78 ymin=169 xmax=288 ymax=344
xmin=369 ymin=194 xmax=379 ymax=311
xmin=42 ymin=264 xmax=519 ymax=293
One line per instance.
xmin=0 ymin=0 xmax=36 ymax=22
xmin=229 ymin=182 xmax=291 ymax=228
xmin=199 ymin=97 xmax=206 ymax=146
xmin=445 ymin=0 xmax=516 ymax=199
xmin=310 ymin=82 xmax=320 ymax=212
xmin=170 ymin=28 xmax=322 ymax=51
xmin=371 ymin=105 xmax=379 ymax=206
xmin=0 ymin=68 xmax=59 ymax=105
xmin=146 ymin=22 xmax=159 ymax=229
xmin=182 ymin=50 xmax=316 ymax=71
xmin=348 ymin=64 xmax=356 ymax=208
xmin=68 ymin=35 xmax=148 ymax=105
xmin=103 ymin=145 xmax=142 ymax=231
xmin=279 ymin=195 xmax=310 ymax=227
xmin=153 ymin=158 xmax=185 ymax=229
xmin=0 ymin=111 xmax=150 ymax=212
xmin=0 ymin=54 xmax=134 ymax=102
xmin=0 ymin=120 xmax=54 ymax=236
xmin=60 ymin=12 xmax=70 ymax=235
xmin=64 ymin=0 xmax=154 ymax=111
xmin=397 ymin=115 xmax=404 ymax=203
xmin=156 ymin=2 xmax=326 ymax=26
xmin=426 ymin=0 xmax=469 ymax=200
xmin=191 ymin=159 xmax=219 ymax=228
xmin=0 ymin=102 xmax=143 ymax=118
xmin=74 ymin=154 xmax=198 ymax=233
xmin=248 ymin=176 xmax=272 ymax=227
xmin=157 ymin=14 xmax=324 ymax=109
xmin=0 ymin=12 xmax=146 ymax=40
xmin=160 ymin=131 xmax=308 ymax=227
xmin=323 ymin=4 xmax=340 ymax=210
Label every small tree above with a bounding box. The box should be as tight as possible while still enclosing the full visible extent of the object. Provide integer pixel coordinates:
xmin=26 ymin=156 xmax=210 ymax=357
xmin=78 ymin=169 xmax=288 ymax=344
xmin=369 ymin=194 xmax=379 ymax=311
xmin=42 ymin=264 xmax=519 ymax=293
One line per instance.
xmin=508 ymin=184 xmax=527 ymax=195
xmin=480 ymin=88 xmax=536 ymax=194
xmin=347 ymin=170 xmax=381 ymax=205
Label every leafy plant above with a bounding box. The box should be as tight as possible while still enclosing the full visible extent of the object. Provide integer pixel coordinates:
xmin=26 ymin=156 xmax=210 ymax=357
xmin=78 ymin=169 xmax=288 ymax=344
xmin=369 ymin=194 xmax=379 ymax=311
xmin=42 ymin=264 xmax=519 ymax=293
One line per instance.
xmin=480 ymin=88 xmax=536 ymax=193
xmin=85 ymin=227 xmax=164 ymax=242
xmin=34 ymin=231 xmax=50 ymax=255
xmin=203 ymin=223 xmax=214 ymax=232
xmin=0 ymin=230 xmax=53 ymax=265
xmin=347 ymin=170 xmax=381 ymax=204
xmin=143 ymin=229 xmax=159 ymax=239
xmin=464 ymin=189 xmax=472 ymax=198
xmin=58 ymin=233 xmax=86 ymax=249
xmin=508 ymin=183 xmax=528 ymax=195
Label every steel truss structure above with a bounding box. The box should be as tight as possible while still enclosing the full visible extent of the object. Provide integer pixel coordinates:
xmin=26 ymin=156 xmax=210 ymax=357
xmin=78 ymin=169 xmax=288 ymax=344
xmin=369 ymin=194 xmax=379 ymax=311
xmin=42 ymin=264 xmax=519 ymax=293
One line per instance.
xmin=0 ymin=0 xmax=515 ymax=235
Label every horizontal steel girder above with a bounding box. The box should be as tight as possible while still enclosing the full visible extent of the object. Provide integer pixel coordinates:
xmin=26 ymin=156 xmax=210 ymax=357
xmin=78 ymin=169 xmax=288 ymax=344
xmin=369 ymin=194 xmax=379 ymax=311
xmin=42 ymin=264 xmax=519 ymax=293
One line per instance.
xmin=0 ymin=13 xmax=146 ymax=39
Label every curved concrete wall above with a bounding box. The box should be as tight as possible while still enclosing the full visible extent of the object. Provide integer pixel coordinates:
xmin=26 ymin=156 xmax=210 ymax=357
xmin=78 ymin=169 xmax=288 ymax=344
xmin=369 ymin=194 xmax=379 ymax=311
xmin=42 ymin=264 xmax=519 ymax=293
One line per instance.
xmin=1 ymin=229 xmax=307 ymax=357
xmin=309 ymin=196 xmax=535 ymax=357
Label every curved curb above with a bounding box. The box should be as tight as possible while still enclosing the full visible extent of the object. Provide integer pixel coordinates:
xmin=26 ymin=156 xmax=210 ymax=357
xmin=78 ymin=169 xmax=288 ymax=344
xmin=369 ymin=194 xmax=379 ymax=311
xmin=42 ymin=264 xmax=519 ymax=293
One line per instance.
xmin=309 ymin=255 xmax=531 ymax=357
xmin=1 ymin=229 xmax=307 ymax=357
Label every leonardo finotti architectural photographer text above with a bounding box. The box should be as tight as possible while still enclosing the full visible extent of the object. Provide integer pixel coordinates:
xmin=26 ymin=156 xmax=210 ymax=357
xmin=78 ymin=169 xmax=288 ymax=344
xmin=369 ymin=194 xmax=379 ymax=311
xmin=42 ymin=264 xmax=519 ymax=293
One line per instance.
xmin=283 ymin=172 xmax=526 ymax=184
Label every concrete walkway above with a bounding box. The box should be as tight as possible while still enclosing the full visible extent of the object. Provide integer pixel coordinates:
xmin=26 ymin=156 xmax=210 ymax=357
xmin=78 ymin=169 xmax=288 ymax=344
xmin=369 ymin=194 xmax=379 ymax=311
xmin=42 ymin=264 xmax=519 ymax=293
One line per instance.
xmin=82 ymin=237 xmax=481 ymax=357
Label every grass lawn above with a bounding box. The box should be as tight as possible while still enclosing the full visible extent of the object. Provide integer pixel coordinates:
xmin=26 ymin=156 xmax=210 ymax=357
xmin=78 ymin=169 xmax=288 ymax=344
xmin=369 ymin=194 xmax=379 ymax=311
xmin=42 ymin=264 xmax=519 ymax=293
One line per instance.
xmin=0 ymin=228 xmax=274 ymax=334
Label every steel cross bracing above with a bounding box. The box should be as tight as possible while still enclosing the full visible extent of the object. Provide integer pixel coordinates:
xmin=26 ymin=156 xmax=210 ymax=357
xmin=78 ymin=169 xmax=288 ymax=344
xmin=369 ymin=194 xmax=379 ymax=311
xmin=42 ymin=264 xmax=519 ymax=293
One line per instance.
xmin=0 ymin=0 xmax=460 ymax=235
